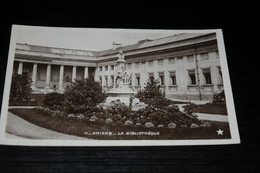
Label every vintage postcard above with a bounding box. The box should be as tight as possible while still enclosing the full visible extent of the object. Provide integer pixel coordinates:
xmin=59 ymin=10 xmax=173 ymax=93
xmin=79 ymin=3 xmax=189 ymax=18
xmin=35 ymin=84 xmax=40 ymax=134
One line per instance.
xmin=0 ymin=25 xmax=240 ymax=146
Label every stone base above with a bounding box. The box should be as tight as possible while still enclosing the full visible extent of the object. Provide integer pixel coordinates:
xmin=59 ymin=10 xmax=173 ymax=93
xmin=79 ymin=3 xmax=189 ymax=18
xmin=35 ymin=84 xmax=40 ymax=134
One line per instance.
xmin=101 ymin=98 xmax=146 ymax=111
xmin=106 ymin=95 xmax=140 ymax=106
xmin=103 ymin=83 xmax=146 ymax=110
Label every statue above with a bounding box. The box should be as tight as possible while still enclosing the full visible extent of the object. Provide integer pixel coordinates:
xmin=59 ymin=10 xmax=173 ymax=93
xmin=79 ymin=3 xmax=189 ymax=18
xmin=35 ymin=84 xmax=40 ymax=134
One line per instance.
xmin=104 ymin=49 xmax=143 ymax=107
xmin=116 ymin=72 xmax=123 ymax=88
xmin=115 ymin=67 xmax=130 ymax=88
xmin=117 ymin=50 xmax=125 ymax=61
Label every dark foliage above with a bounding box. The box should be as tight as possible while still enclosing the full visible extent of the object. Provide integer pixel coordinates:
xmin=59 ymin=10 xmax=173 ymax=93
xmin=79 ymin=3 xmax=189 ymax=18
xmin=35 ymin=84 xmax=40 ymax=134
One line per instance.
xmin=212 ymin=90 xmax=226 ymax=104
xmin=136 ymin=80 xmax=164 ymax=100
xmin=9 ymin=74 xmax=32 ymax=102
xmin=64 ymin=78 xmax=107 ymax=113
xmin=42 ymin=92 xmax=65 ymax=110
xmin=9 ymin=108 xmax=231 ymax=140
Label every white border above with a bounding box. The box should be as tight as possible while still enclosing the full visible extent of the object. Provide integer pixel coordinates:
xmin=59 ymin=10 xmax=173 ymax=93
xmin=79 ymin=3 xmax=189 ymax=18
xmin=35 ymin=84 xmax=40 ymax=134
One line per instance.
xmin=0 ymin=25 xmax=240 ymax=146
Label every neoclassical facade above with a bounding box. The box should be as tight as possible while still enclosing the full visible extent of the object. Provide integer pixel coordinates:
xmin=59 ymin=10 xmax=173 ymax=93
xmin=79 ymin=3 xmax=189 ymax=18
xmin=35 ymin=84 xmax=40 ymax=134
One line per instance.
xmin=12 ymin=32 xmax=223 ymax=100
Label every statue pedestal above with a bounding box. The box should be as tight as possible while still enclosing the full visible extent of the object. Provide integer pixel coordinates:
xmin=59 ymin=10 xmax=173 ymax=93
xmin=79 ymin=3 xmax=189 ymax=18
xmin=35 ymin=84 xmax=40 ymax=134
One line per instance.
xmin=100 ymin=50 xmax=146 ymax=110
xmin=103 ymin=83 xmax=146 ymax=110
xmin=106 ymin=84 xmax=138 ymax=105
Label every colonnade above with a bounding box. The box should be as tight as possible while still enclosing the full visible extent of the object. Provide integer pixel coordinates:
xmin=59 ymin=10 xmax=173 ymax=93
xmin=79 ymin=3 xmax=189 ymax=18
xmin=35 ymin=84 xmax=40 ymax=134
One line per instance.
xmin=16 ymin=61 xmax=89 ymax=92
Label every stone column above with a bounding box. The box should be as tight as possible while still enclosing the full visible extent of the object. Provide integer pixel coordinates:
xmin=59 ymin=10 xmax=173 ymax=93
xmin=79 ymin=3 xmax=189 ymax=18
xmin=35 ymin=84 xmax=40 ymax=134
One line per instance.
xmin=94 ymin=67 xmax=99 ymax=81
xmin=84 ymin=67 xmax=89 ymax=79
xmin=164 ymin=71 xmax=170 ymax=93
xmin=31 ymin=63 xmax=37 ymax=89
xmin=132 ymin=73 xmax=136 ymax=91
xmin=177 ymin=56 xmax=186 ymax=93
xmin=59 ymin=65 xmax=64 ymax=92
xmin=102 ymin=75 xmax=105 ymax=86
xmin=72 ymin=66 xmax=77 ymax=82
xmin=18 ymin=62 xmax=23 ymax=75
xmin=45 ymin=64 xmax=51 ymax=89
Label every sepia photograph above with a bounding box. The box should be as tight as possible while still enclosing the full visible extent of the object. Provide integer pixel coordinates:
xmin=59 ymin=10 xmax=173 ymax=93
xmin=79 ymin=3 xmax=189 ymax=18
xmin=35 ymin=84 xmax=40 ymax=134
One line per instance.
xmin=0 ymin=25 xmax=240 ymax=146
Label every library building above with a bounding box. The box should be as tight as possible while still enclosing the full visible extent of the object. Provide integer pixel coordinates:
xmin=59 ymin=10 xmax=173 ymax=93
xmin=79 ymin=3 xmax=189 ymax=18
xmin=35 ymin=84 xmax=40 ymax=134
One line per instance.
xmin=12 ymin=32 xmax=223 ymax=100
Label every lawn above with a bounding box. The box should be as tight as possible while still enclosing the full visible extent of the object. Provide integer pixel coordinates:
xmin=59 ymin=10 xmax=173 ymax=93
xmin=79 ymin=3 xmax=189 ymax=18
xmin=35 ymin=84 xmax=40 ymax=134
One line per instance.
xmin=184 ymin=103 xmax=228 ymax=115
xmin=8 ymin=108 xmax=231 ymax=140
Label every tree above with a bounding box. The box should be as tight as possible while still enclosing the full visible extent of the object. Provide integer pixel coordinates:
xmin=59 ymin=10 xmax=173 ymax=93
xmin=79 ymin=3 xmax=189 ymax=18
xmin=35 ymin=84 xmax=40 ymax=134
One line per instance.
xmin=9 ymin=74 xmax=32 ymax=101
xmin=136 ymin=79 xmax=170 ymax=108
xmin=64 ymin=78 xmax=107 ymax=113
xmin=136 ymin=79 xmax=164 ymax=100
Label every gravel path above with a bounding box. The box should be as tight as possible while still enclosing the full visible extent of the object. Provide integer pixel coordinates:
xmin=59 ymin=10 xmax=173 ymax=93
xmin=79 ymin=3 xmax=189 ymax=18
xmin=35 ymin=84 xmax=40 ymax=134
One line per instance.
xmin=5 ymin=112 xmax=87 ymax=140
xmin=195 ymin=113 xmax=229 ymax=122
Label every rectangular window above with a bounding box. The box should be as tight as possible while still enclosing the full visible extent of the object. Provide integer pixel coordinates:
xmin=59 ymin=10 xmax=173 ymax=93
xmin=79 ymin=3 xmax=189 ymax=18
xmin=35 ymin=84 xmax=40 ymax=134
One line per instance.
xmin=169 ymin=71 xmax=176 ymax=85
xmin=159 ymin=72 xmax=165 ymax=85
xmin=187 ymin=55 xmax=194 ymax=63
xmin=203 ymin=68 xmax=212 ymax=84
xmin=148 ymin=73 xmax=154 ymax=84
xmin=169 ymin=58 xmax=175 ymax=64
xmin=99 ymin=66 xmax=102 ymax=71
xmin=158 ymin=59 xmax=163 ymax=66
xmin=105 ymin=66 xmax=108 ymax=71
xmin=148 ymin=60 xmax=153 ymax=67
xmin=188 ymin=70 xmax=196 ymax=85
xmin=111 ymin=75 xmax=114 ymax=85
xmin=135 ymin=62 xmax=140 ymax=68
xmin=201 ymin=53 xmax=209 ymax=61
xmin=111 ymin=65 xmax=114 ymax=70
xmin=135 ymin=74 xmax=140 ymax=86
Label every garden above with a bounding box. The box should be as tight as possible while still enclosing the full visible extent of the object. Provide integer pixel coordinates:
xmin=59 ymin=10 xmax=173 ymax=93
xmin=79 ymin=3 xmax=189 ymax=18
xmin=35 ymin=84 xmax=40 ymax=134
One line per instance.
xmin=8 ymin=74 xmax=231 ymax=139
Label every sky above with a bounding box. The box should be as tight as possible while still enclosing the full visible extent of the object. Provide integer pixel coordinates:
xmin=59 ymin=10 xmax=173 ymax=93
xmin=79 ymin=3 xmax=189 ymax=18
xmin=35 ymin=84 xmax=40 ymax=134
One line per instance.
xmin=15 ymin=26 xmax=180 ymax=51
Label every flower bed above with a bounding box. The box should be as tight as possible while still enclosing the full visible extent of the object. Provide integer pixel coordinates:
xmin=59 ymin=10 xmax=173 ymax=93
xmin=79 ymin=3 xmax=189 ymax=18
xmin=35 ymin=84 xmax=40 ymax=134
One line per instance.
xmin=9 ymin=108 xmax=231 ymax=140
xmin=38 ymin=99 xmax=211 ymax=130
xmin=17 ymin=79 xmax=230 ymax=139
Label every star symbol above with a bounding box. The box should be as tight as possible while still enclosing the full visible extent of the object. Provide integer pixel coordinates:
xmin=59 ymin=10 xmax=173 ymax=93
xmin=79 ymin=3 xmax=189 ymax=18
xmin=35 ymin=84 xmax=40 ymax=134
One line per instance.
xmin=216 ymin=129 xmax=224 ymax=135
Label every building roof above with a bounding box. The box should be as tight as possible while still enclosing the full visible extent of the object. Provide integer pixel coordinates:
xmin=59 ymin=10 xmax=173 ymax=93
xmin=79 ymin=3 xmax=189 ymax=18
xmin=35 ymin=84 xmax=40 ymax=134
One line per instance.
xmin=16 ymin=32 xmax=215 ymax=58
xmin=97 ymin=33 xmax=212 ymax=56
xmin=138 ymin=33 xmax=208 ymax=49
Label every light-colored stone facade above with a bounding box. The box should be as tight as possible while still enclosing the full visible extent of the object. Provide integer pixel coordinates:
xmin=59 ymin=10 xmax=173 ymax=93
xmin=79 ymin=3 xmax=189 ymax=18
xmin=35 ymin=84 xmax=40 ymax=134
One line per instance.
xmin=13 ymin=33 xmax=223 ymax=100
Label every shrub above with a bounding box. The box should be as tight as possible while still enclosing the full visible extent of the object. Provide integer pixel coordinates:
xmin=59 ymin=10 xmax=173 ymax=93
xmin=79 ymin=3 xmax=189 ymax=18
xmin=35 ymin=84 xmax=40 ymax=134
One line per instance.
xmin=184 ymin=102 xmax=198 ymax=115
xmin=89 ymin=115 xmax=98 ymax=122
xmin=124 ymin=120 xmax=133 ymax=126
xmin=212 ymin=90 xmax=226 ymax=104
xmin=190 ymin=123 xmax=199 ymax=128
xmin=106 ymin=99 xmax=130 ymax=118
xmin=168 ymin=123 xmax=177 ymax=128
xmin=42 ymin=92 xmax=65 ymax=110
xmin=64 ymin=78 xmax=107 ymax=113
xmin=136 ymin=80 xmax=164 ymax=101
xmin=145 ymin=122 xmax=154 ymax=128
xmin=105 ymin=118 xmax=113 ymax=124
xmin=135 ymin=80 xmax=175 ymax=109
xmin=136 ymin=123 xmax=142 ymax=126
xmin=158 ymin=124 xmax=164 ymax=128
xmin=9 ymin=74 xmax=32 ymax=101
xmin=135 ymin=104 xmax=202 ymax=128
